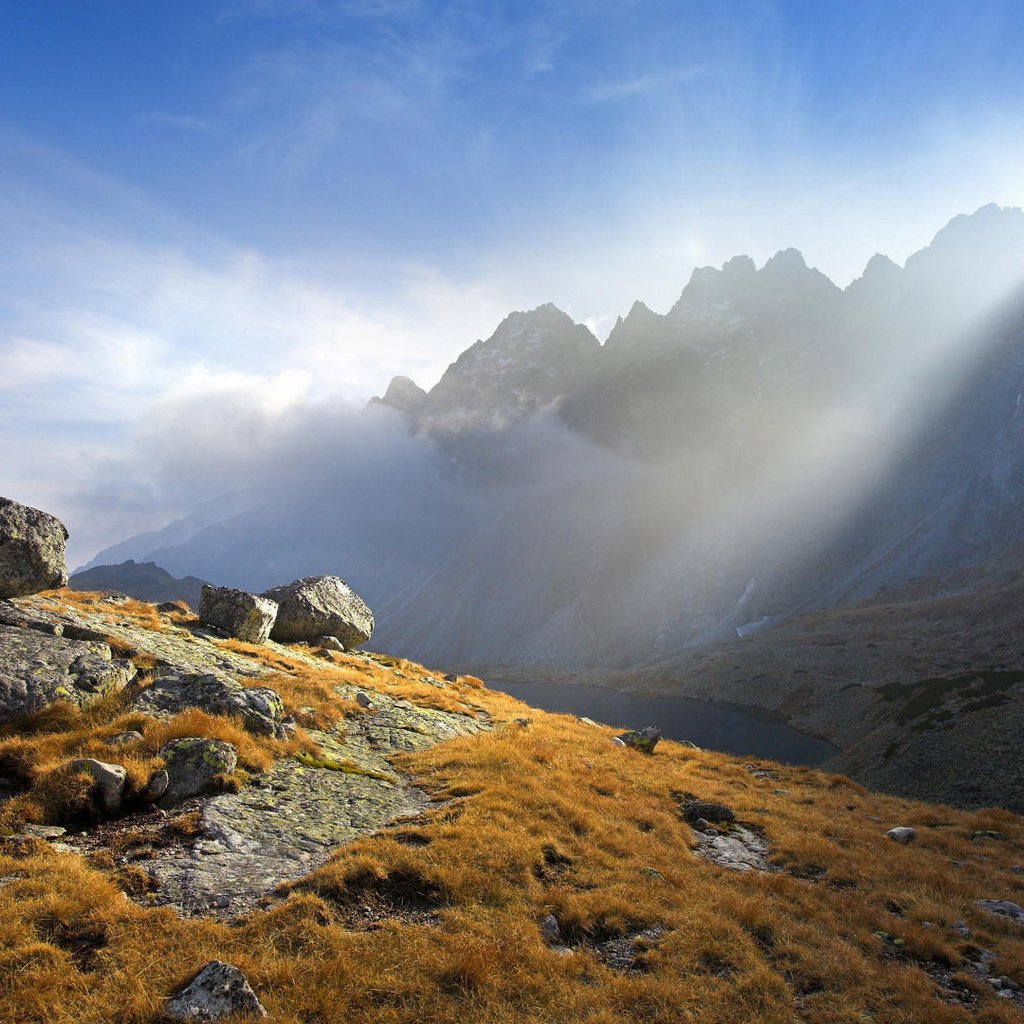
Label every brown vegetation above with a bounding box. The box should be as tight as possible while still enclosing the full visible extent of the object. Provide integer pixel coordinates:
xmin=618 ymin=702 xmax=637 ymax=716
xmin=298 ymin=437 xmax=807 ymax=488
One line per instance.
xmin=0 ymin=597 xmax=1022 ymax=1022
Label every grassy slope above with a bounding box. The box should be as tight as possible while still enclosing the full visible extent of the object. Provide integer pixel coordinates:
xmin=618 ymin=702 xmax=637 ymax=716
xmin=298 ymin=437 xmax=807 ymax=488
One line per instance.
xmin=0 ymin=593 xmax=1023 ymax=1023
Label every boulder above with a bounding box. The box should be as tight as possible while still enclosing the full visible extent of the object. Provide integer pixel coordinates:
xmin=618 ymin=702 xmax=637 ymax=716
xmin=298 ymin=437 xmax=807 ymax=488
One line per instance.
xmin=198 ymin=586 xmax=277 ymax=644
xmin=886 ymin=827 xmax=916 ymax=844
xmin=0 ymin=497 xmax=68 ymax=598
xmin=133 ymin=670 xmax=288 ymax=738
xmin=680 ymin=799 xmax=736 ymax=826
xmin=616 ymin=726 xmax=662 ymax=753
xmin=261 ymin=575 xmax=373 ymax=647
xmin=158 ymin=738 xmax=237 ymax=807
xmin=69 ymin=758 xmax=127 ymax=816
xmin=976 ymin=899 xmax=1024 ymax=925
xmin=165 ymin=961 xmax=267 ymax=1021
xmin=0 ymin=625 xmax=135 ymax=722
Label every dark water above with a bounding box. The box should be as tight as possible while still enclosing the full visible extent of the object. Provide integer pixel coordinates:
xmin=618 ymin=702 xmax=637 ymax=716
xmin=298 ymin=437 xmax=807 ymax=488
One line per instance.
xmin=488 ymin=680 xmax=838 ymax=766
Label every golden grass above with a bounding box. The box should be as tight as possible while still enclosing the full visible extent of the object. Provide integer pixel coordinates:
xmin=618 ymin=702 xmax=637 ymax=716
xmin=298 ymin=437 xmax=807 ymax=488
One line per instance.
xmin=0 ymin=598 xmax=1022 ymax=1022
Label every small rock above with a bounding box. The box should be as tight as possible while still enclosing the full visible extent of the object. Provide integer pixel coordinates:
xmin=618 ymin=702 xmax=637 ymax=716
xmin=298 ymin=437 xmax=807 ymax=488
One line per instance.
xmin=513 ymin=717 xmax=531 ymax=727
xmin=157 ymin=601 xmax=190 ymax=614
xmin=578 ymin=716 xmax=597 ymax=726
xmin=681 ymin=800 xmax=736 ymax=826
xmin=0 ymin=497 xmax=68 ymax=598
xmin=972 ymin=830 xmax=1006 ymax=842
xmin=886 ymin=827 xmax=916 ymax=844
xmin=1011 ymin=865 xmax=1024 ymax=874
xmin=610 ymin=736 xmax=626 ymax=747
xmin=976 ymin=899 xmax=1024 ymax=925
xmin=355 ymin=691 xmax=373 ymax=709
xmin=20 ymin=823 xmax=67 ymax=840
xmin=144 ymin=769 xmax=170 ymax=803
xmin=198 ymin=585 xmax=278 ymax=645
xmin=679 ymin=740 xmax=700 ymax=749
xmin=69 ymin=758 xmax=127 ymax=815
xmin=616 ymin=726 xmax=661 ymax=753
xmin=316 ymin=635 xmax=346 ymax=652
xmin=951 ymin=919 xmax=970 ymax=938
xmin=108 ymin=730 xmax=144 ymax=746
xmin=444 ymin=673 xmax=458 ymax=682
xmin=165 ymin=960 xmax=267 ymax=1020
xmin=539 ymin=913 xmax=561 ymax=943
xmin=158 ymin=738 xmax=237 ymax=807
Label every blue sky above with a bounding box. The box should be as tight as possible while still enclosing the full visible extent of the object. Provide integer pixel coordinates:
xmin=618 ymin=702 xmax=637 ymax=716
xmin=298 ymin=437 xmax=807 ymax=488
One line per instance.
xmin=2 ymin=0 xmax=1024 ymax=557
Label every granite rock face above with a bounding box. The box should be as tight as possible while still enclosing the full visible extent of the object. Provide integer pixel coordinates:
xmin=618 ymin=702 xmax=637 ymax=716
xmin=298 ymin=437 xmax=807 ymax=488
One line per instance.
xmin=198 ymin=585 xmax=277 ymax=644
xmin=262 ymin=575 xmax=374 ymax=648
xmin=133 ymin=669 xmax=289 ymax=738
xmin=0 ymin=497 xmax=68 ymax=598
xmin=0 ymin=625 xmax=135 ymax=721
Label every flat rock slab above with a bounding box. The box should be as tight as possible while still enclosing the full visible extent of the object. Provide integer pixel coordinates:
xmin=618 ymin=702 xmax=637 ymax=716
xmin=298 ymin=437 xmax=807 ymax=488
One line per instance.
xmin=0 ymin=624 xmax=135 ymax=720
xmin=126 ymin=687 xmax=488 ymax=917
xmin=692 ymin=824 xmax=775 ymax=872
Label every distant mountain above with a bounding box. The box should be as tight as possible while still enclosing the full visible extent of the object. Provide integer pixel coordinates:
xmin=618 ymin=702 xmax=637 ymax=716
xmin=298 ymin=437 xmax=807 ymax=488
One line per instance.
xmin=98 ymin=205 xmax=1024 ymax=675
xmin=69 ymin=560 xmax=209 ymax=609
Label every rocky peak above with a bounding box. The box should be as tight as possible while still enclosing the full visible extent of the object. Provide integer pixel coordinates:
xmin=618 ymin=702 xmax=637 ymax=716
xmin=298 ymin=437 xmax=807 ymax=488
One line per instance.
xmin=369 ymin=375 xmax=428 ymax=418
xmin=416 ymin=304 xmax=600 ymax=435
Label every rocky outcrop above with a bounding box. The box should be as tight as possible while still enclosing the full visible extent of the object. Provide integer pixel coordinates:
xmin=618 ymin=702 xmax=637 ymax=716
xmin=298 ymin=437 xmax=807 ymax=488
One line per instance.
xmin=165 ymin=961 xmax=266 ymax=1021
xmin=158 ymin=738 xmax=238 ymax=807
xmin=0 ymin=497 xmax=68 ymax=598
xmin=198 ymin=585 xmax=277 ymax=644
xmin=0 ymin=625 xmax=135 ymax=721
xmin=133 ymin=670 xmax=289 ymax=738
xmin=262 ymin=575 xmax=373 ymax=648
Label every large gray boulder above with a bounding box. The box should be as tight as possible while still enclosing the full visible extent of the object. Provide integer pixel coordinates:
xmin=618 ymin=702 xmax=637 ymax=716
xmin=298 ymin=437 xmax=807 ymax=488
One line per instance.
xmin=0 ymin=497 xmax=68 ymax=598
xmin=165 ymin=960 xmax=267 ymax=1020
xmin=0 ymin=625 xmax=135 ymax=722
xmin=158 ymin=738 xmax=238 ymax=807
xmin=198 ymin=585 xmax=277 ymax=644
xmin=133 ymin=669 xmax=288 ymax=738
xmin=261 ymin=575 xmax=373 ymax=647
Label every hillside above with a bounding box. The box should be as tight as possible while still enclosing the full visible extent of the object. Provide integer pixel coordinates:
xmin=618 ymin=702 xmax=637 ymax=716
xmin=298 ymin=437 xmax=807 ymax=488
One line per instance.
xmin=1 ymin=588 xmax=1024 ymax=1023
xmin=69 ymin=560 xmax=209 ymax=610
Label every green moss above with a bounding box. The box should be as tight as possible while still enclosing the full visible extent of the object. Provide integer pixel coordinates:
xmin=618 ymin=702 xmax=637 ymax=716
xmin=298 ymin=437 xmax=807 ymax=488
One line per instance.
xmin=294 ymin=751 xmax=394 ymax=782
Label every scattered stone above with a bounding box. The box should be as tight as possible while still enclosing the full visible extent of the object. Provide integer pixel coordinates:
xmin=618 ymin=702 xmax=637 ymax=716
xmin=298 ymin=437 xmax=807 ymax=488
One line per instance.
xmin=692 ymin=825 xmax=774 ymax=872
xmin=591 ymin=926 xmax=665 ymax=973
xmin=679 ymin=740 xmax=700 ymax=749
xmin=133 ymin=669 xmax=287 ymax=738
xmin=610 ymin=736 xmax=626 ymax=747
xmin=355 ymin=691 xmax=373 ymax=709
xmin=261 ymin=575 xmax=374 ymax=648
xmin=157 ymin=601 xmax=190 ymax=614
xmin=144 ymin=769 xmax=170 ymax=803
xmin=615 ymin=726 xmax=661 ymax=753
xmin=444 ymin=673 xmax=458 ymax=682
xmin=158 ymin=738 xmax=238 ymax=807
xmin=976 ymin=899 xmax=1024 ymax=925
xmin=886 ymin=827 xmax=916 ymax=844
xmin=972 ymin=830 xmax=1006 ymax=842
xmin=165 ymin=960 xmax=267 ymax=1021
xmin=680 ymin=799 xmax=736 ymax=826
xmin=0 ymin=497 xmax=68 ymax=598
xmin=108 ymin=730 xmax=144 ymax=746
xmin=69 ymin=758 xmax=127 ymax=816
xmin=578 ymin=716 xmax=598 ymax=726
xmin=198 ymin=586 xmax=278 ymax=645
xmin=316 ymin=635 xmax=345 ymax=652
xmin=514 ymin=717 xmax=531 ymax=727
xmin=951 ymin=919 xmax=970 ymax=938
xmin=0 ymin=626 xmax=135 ymax=721
xmin=539 ymin=913 xmax=561 ymax=943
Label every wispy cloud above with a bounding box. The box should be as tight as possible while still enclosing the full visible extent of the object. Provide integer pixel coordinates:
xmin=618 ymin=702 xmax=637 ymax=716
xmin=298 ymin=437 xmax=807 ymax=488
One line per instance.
xmin=583 ymin=64 xmax=709 ymax=103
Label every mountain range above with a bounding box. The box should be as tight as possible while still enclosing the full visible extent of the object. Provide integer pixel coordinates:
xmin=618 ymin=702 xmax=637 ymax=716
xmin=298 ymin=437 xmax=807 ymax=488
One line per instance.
xmin=85 ymin=204 xmax=1024 ymax=679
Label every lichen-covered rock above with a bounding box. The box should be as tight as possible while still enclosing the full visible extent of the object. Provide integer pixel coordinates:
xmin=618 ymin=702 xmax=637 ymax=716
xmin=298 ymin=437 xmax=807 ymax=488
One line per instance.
xmin=133 ymin=670 xmax=288 ymax=737
xmin=198 ymin=586 xmax=277 ymax=644
xmin=69 ymin=758 xmax=127 ymax=815
xmin=158 ymin=738 xmax=237 ymax=807
xmin=261 ymin=575 xmax=373 ymax=647
xmin=0 ymin=625 xmax=135 ymax=722
xmin=616 ymin=726 xmax=662 ymax=753
xmin=165 ymin=961 xmax=266 ymax=1021
xmin=0 ymin=498 xmax=68 ymax=598
xmin=144 ymin=769 xmax=170 ymax=802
